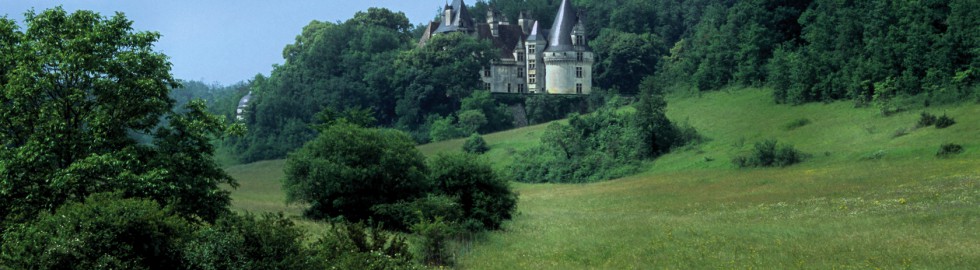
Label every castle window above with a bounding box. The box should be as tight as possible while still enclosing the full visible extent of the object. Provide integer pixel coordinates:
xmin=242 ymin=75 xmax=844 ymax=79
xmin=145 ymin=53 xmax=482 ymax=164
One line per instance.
xmin=577 ymin=52 xmax=583 ymax=62
xmin=575 ymin=35 xmax=584 ymax=46
xmin=576 ymin=67 xmax=583 ymax=78
xmin=528 ymin=45 xmax=536 ymax=54
xmin=485 ymin=82 xmax=491 ymax=91
xmin=518 ymin=52 xmax=525 ymax=61
xmin=529 ymin=59 xmax=536 ymax=70
xmin=529 ymin=74 xmax=536 ymax=84
xmin=508 ymin=83 xmax=512 ymax=93
xmin=518 ymin=68 xmax=525 ymax=77
xmin=484 ymin=67 xmax=491 ymax=77
xmin=576 ymin=83 xmax=583 ymax=94
xmin=518 ymin=84 xmax=525 ymax=93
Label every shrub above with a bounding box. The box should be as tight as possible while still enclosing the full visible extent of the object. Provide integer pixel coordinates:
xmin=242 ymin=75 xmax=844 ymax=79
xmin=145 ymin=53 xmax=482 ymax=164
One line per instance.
xmin=916 ymin=112 xmax=937 ymax=128
xmin=936 ymin=143 xmax=964 ymax=158
xmin=429 ymin=115 xmax=466 ymax=142
xmin=411 ymin=217 xmax=454 ymax=267
xmin=935 ymin=114 xmax=956 ymax=129
xmin=462 ymin=133 xmax=490 ymax=154
xmin=782 ymin=118 xmax=811 ymax=131
xmin=0 ymin=193 xmax=190 ymax=269
xmin=311 ymin=222 xmax=419 ymax=270
xmin=428 ymin=153 xmax=517 ymax=231
xmin=456 ymin=110 xmax=487 ymax=135
xmin=183 ymin=213 xmax=315 ymax=269
xmin=733 ymin=139 xmax=807 ymax=168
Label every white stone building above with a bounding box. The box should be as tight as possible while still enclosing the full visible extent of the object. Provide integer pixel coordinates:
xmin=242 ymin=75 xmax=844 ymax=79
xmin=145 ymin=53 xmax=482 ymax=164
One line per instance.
xmin=419 ymin=0 xmax=593 ymax=95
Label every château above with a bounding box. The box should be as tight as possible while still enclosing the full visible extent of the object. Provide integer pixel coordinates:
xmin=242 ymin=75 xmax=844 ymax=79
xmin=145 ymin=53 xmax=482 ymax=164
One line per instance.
xmin=419 ymin=0 xmax=593 ymax=95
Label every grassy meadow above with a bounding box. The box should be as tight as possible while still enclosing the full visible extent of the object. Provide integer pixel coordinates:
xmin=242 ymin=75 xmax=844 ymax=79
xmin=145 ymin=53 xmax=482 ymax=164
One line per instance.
xmin=224 ymin=88 xmax=979 ymax=268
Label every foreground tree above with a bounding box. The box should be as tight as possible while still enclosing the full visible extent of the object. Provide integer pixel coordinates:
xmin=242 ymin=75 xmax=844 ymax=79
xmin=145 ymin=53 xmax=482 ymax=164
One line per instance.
xmin=0 ymin=8 xmax=235 ymax=226
xmin=282 ymin=123 xmax=430 ymax=223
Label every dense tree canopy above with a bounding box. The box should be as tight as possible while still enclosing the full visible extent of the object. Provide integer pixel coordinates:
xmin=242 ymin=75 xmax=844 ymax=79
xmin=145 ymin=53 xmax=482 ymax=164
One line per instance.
xmin=0 ymin=8 xmax=236 ymax=226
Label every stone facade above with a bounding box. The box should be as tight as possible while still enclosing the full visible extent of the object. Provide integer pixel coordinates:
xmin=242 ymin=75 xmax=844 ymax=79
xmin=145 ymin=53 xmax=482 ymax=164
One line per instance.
xmin=419 ymin=0 xmax=592 ymax=95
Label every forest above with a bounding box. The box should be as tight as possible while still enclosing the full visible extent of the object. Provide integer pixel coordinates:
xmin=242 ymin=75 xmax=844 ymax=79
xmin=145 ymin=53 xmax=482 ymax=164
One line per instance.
xmin=226 ymin=0 xmax=978 ymax=163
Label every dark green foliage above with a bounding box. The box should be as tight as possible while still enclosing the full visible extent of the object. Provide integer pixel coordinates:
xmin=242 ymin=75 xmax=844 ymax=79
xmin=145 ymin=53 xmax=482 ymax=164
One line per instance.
xmin=282 ymin=123 xmax=429 ymax=227
xmin=230 ymin=8 xmax=419 ymax=162
xmin=461 ymin=90 xmax=514 ymax=133
xmin=511 ymin=83 xmax=696 ymax=183
xmin=524 ymin=94 xmax=590 ymax=124
xmin=183 ymin=213 xmax=315 ymax=269
xmin=592 ymin=29 xmax=665 ymax=94
xmin=935 ymin=114 xmax=956 ymax=129
xmin=369 ymin=195 xmax=464 ymax=232
xmin=310 ymin=222 xmax=419 ymax=270
xmin=429 ymin=114 xmax=467 ymax=142
xmin=1 ymin=193 xmax=191 ymax=269
xmin=917 ymin=112 xmax=938 ymax=128
xmin=733 ymin=139 xmax=807 ymax=168
xmin=936 ymin=143 xmax=964 ymax=158
xmin=0 ymin=8 xmax=235 ymax=226
xmin=463 ymin=133 xmax=490 ymax=154
xmin=428 ymin=153 xmax=517 ymax=231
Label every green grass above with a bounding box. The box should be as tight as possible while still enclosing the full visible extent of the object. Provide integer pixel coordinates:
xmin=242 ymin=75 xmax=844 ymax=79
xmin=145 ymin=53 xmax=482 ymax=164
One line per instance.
xmin=223 ymin=88 xmax=980 ymax=268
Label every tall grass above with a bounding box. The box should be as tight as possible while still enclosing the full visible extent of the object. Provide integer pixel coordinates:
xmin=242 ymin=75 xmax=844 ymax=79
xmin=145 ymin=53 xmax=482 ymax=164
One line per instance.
xmin=225 ymin=88 xmax=980 ymax=268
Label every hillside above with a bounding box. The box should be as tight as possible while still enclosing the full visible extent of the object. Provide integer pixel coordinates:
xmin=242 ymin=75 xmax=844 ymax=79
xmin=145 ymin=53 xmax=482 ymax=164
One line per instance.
xmin=225 ymin=88 xmax=979 ymax=268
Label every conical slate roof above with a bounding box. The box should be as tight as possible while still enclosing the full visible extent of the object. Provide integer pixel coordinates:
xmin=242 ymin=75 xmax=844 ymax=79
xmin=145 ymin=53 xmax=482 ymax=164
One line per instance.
xmin=546 ymin=0 xmax=577 ymax=52
xmin=527 ymin=21 xmax=545 ymax=41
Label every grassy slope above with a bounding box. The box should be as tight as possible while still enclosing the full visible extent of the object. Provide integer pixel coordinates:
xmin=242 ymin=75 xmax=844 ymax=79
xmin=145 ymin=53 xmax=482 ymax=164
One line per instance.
xmin=225 ymin=88 xmax=979 ymax=268
xmin=429 ymin=88 xmax=980 ymax=269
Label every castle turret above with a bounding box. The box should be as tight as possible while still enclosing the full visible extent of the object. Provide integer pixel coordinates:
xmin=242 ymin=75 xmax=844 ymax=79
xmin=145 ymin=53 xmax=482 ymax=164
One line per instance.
xmin=543 ymin=0 xmax=593 ymax=94
xmin=526 ymin=21 xmax=548 ymax=93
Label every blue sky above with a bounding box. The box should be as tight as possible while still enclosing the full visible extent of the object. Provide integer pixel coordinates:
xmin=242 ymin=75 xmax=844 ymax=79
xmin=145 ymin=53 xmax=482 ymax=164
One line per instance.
xmin=1 ymin=0 xmax=450 ymax=85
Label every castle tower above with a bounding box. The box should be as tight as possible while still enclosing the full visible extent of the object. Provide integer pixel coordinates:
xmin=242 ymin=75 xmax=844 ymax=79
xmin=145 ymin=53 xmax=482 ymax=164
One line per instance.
xmin=526 ymin=21 xmax=547 ymax=93
xmin=543 ymin=0 xmax=593 ymax=94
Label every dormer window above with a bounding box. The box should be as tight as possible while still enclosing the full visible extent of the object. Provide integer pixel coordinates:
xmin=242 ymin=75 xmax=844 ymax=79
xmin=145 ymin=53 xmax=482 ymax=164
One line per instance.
xmin=575 ymin=35 xmax=584 ymax=46
xmin=518 ymin=52 xmax=525 ymax=61
xmin=528 ymin=45 xmax=536 ymax=54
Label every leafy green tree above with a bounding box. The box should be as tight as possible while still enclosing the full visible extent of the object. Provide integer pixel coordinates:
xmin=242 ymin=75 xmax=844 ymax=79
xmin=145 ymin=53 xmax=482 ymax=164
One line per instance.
xmin=428 ymin=115 xmax=466 ymax=142
xmin=428 ymin=153 xmax=517 ymax=230
xmin=460 ymin=90 xmax=513 ymax=133
xmin=592 ymin=29 xmax=665 ymax=94
xmin=282 ymin=123 xmax=430 ymax=224
xmin=393 ymin=33 xmax=494 ymax=130
xmin=457 ymin=110 xmax=488 ymax=135
xmin=0 ymin=8 xmax=235 ymax=225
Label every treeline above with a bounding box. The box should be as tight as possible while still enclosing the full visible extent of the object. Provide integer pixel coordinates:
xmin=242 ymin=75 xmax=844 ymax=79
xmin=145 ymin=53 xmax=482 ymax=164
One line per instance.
xmin=231 ymin=0 xmax=978 ymax=163
xmin=229 ymin=8 xmax=511 ymax=162
xmin=589 ymin=0 xmax=979 ymax=105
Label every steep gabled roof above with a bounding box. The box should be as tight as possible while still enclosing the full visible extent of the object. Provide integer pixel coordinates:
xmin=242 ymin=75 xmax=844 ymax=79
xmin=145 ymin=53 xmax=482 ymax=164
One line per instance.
xmin=477 ymin=23 xmax=526 ymax=59
xmin=545 ymin=0 xmax=577 ymax=52
xmin=435 ymin=0 xmax=474 ymax=33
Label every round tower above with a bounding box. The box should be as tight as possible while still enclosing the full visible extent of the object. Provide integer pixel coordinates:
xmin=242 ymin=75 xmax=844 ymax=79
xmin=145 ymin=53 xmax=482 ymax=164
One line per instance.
xmin=543 ymin=0 xmax=593 ymax=94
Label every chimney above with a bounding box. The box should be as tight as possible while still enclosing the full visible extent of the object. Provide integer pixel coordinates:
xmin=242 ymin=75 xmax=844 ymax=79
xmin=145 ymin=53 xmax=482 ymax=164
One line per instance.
xmin=488 ymin=8 xmax=499 ymax=37
xmin=444 ymin=5 xmax=454 ymax=26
